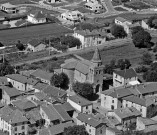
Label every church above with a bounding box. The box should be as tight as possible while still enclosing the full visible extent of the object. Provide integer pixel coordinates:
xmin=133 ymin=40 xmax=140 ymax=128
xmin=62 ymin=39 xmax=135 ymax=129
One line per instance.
xmin=61 ymin=47 xmax=105 ymax=93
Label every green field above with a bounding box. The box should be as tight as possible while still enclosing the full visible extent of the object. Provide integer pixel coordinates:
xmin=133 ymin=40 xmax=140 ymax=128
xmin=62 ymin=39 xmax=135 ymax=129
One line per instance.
xmin=79 ymin=43 xmax=147 ymax=66
xmin=0 ymin=23 xmax=73 ymax=45
xmin=114 ymin=7 xmax=128 ymax=11
xmin=0 ymin=0 xmax=34 ymax=4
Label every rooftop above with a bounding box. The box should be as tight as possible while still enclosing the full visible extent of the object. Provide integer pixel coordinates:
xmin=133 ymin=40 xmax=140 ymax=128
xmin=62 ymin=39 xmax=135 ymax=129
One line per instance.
xmin=33 ymin=82 xmax=49 ymax=91
xmin=20 ymin=70 xmax=36 ymax=77
xmin=6 ymin=74 xmax=38 ymax=86
xmin=77 ymin=113 xmax=105 ymax=128
xmin=62 ymin=102 xmax=75 ymax=112
xmin=115 ymin=17 xmax=130 ymax=23
xmin=1 ymin=3 xmax=17 ymax=8
xmin=68 ymin=95 xmax=92 ymax=106
xmin=138 ymin=117 xmax=157 ymax=126
xmin=31 ymin=69 xmax=54 ymax=81
xmin=1 ymin=86 xmax=21 ymax=97
xmin=114 ymin=68 xmax=137 ymax=79
xmin=28 ymin=39 xmax=43 ymax=47
xmin=30 ymin=11 xmax=45 ymax=19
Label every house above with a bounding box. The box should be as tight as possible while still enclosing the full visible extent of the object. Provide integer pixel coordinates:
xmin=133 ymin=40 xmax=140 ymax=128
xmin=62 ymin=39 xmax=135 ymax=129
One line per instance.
xmin=73 ymin=29 xmax=107 ymax=49
xmin=141 ymin=19 xmax=149 ymax=30
xmin=108 ymin=107 xmax=141 ymax=129
xmin=76 ymin=113 xmax=106 ymax=135
xmin=67 ymin=95 xmax=93 ymax=114
xmin=1 ymin=86 xmax=21 ymax=105
xmin=0 ymin=106 xmax=29 ymax=135
xmin=6 ymin=74 xmax=38 ymax=91
xmin=136 ymin=117 xmax=157 ymax=132
xmin=106 ymin=127 xmax=122 ymax=135
xmin=84 ymin=1 xmax=103 ymax=13
xmin=39 ymin=123 xmax=75 ymax=135
xmin=33 ymin=82 xmax=49 ymax=92
xmin=0 ymin=3 xmax=18 ymax=14
xmin=27 ymin=39 xmax=46 ymax=52
xmin=101 ymin=82 xmax=157 ymax=117
xmin=61 ymin=10 xmax=84 ymax=23
xmin=20 ymin=70 xmax=36 ymax=77
xmin=30 ymin=69 xmax=54 ymax=85
xmin=113 ymin=68 xmax=139 ymax=87
xmin=61 ymin=48 xmax=104 ymax=93
xmin=27 ymin=11 xmax=46 ymax=24
xmin=115 ymin=17 xmax=132 ymax=34
xmin=12 ymin=99 xmax=37 ymax=112
xmin=44 ymin=0 xmax=61 ymax=3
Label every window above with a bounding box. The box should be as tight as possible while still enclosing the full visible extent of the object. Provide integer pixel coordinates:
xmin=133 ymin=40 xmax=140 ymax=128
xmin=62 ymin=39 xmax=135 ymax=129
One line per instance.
xmin=15 ymin=127 xmax=17 ymax=131
xmin=111 ymin=105 xmax=114 ymax=110
xmin=22 ymin=132 xmax=25 ymax=135
xmin=104 ymin=97 xmax=106 ymax=100
xmin=15 ymin=134 xmax=17 ymax=135
xmin=89 ymin=129 xmax=91 ymax=132
xmin=100 ymin=129 xmax=102 ymax=134
xmin=22 ymin=126 xmax=25 ymax=130
xmin=112 ymin=100 xmax=114 ymax=103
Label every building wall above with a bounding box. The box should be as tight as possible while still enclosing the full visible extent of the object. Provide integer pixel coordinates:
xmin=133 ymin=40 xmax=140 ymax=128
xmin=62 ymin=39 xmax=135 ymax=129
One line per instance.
xmin=67 ymin=98 xmax=82 ymax=112
xmin=2 ymin=91 xmax=10 ymax=105
xmin=34 ymin=43 xmax=46 ymax=52
xmin=101 ymin=94 xmax=118 ymax=110
xmin=106 ymin=128 xmax=116 ymax=135
xmin=40 ymin=107 xmax=50 ymax=127
xmin=136 ymin=117 xmax=146 ymax=131
xmin=82 ymin=104 xmax=93 ymax=114
xmin=141 ymin=20 xmax=149 ymax=30
xmin=7 ymin=78 xmax=26 ymax=91
xmin=123 ymin=100 xmax=147 ymax=117
xmin=13 ymin=122 xmax=28 ymax=135
xmin=0 ymin=6 xmax=17 ymax=14
xmin=74 ymin=70 xmax=87 ymax=83
xmin=0 ymin=118 xmax=11 ymax=135
xmin=27 ymin=15 xmax=46 ymax=24
xmin=73 ymin=33 xmax=85 ymax=49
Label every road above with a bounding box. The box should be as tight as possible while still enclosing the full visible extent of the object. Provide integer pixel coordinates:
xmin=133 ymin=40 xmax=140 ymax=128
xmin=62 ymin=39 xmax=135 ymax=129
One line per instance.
xmin=13 ymin=38 xmax=132 ymax=66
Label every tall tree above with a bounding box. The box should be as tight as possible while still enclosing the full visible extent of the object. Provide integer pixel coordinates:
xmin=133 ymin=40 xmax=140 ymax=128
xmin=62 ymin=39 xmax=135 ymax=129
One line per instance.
xmin=141 ymin=52 xmax=153 ymax=65
xmin=110 ymin=24 xmax=127 ymax=38
xmin=117 ymin=59 xmax=131 ymax=70
xmin=64 ymin=125 xmax=89 ymax=135
xmin=16 ymin=40 xmax=25 ymax=51
xmin=131 ymin=26 xmax=144 ymax=36
xmin=0 ymin=61 xmax=14 ymax=76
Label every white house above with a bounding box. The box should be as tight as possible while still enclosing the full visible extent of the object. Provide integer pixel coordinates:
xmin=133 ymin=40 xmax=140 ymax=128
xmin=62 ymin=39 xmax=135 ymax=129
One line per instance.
xmin=115 ymin=17 xmax=132 ymax=34
xmin=0 ymin=3 xmax=18 ymax=14
xmin=141 ymin=19 xmax=150 ymax=30
xmin=113 ymin=68 xmax=139 ymax=87
xmin=27 ymin=11 xmax=46 ymax=24
xmin=61 ymin=10 xmax=84 ymax=23
xmin=73 ymin=29 xmax=106 ymax=49
xmin=27 ymin=39 xmax=46 ymax=52
xmin=67 ymin=95 xmax=93 ymax=114
xmin=84 ymin=1 xmax=103 ymax=13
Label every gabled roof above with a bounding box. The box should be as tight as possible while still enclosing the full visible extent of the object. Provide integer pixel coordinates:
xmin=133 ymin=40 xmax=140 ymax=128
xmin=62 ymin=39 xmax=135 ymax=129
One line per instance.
xmin=43 ymin=85 xmax=66 ymax=98
xmin=77 ymin=113 xmax=105 ymax=128
xmin=114 ymin=107 xmax=141 ymax=119
xmin=26 ymin=109 xmax=42 ymax=122
xmin=12 ymin=99 xmax=37 ymax=110
xmin=6 ymin=74 xmax=38 ymax=86
xmin=115 ymin=17 xmax=130 ymax=23
xmin=53 ymin=105 xmax=72 ymax=121
xmin=20 ymin=70 xmax=36 ymax=77
xmin=138 ymin=117 xmax=157 ymax=126
xmin=41 ymin=104 xmax=61 ymax=121
xmin=31 ymin=69 xmax=54 ymax=81
xmin=28 ymin=39 xmax=43 ymax=47
xmin=62 ymin=102 xmax=75 ymax=112
xmin=34 ymin=92 xmax=46 ymax=101
xmin=1 ymin=3 xmax=17 ymax=8
xmin=30 ymin=11 xmax=45 ymax=19
xmin=113 ymin=68 xmax=137 ymax=79
xmin=68 ymin=95 xmax=92 ymax=106
xmin=1 ymin=86 xmax=21 ymax=97
xmin=33 ymin=82 xmax=49 ymax=91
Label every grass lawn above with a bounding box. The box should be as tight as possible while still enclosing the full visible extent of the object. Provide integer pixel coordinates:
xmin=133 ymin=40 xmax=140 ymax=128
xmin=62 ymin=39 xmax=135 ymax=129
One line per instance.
xmin=0 ymin=23 xmax=73 ymax=45
xmin=0 ymin=0 xmax=33 ymax=4
xmin=79 ymin=43 xmax=146 ymax=66
xmin=124 ymin=1 xmax=151 ymax=10
xmin=111 ymin=1 xmax=121 ymax=6
xmin=114 ymin=7 xmax=128 ymax=11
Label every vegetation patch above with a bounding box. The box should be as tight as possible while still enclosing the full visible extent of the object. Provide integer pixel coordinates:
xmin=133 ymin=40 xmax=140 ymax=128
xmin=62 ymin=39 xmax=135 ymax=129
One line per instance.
xmin=114 ymin=7 xmax=128 ymax=11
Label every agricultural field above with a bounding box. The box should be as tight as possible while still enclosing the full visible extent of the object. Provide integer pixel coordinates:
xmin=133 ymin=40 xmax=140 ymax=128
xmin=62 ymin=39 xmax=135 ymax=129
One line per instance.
xmin=0 ymin=0 xmax=34 ymax=4
xmin=114 ymin=7 xmax=128 ymax=11
xmin=140 ymin=0 xmax=157 ymax=7
xmin=79 ymin=43 xmax=147 ymax=67
xmin=0 ymin=23 xmax=73 ymax=45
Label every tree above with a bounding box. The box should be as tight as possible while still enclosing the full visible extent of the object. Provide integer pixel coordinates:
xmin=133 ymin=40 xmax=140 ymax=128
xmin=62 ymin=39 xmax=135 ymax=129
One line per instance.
xmin=104 ymin=64 xmax=114 ymax=74
xmin=16 ymin=40 xmax=25 ymax=51
xmin=131 ymin=26 xmax=144 ymax=36
xmin=132 ymin=30 xmax=152 ymax=48
xmin=50 ymin=73 xmax=69 ymax=90
xmin=117 ymin=59 xmax=131 ymax=70
xmin=143 ymin=70 xmax=157 ymax=82
xmin=147 ymin=15 xmax=157 ymax=28
xmin=0 ymin=61 xmax=14 ymax=76
xmin=141 ymin=52 xmax=153 ymax=65
xmin=110 ymin=24 xmax=127 ymax=38
xmin=64 ymin=125 xmax=89 ymax=135
xmin=0 ymin=42 xmax=4 ymax=47
xmin=72 ymin=82 xmax=93 ymax=98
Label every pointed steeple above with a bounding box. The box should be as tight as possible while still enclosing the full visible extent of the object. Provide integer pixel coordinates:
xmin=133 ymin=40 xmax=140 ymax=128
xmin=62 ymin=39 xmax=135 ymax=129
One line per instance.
xmin=91 ymin=47 xmax=102 ymax=63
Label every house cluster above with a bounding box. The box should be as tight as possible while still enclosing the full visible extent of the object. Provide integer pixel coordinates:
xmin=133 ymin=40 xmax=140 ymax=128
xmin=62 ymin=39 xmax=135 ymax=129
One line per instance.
xmin=0 ymin=47 xmax=157 ymax=135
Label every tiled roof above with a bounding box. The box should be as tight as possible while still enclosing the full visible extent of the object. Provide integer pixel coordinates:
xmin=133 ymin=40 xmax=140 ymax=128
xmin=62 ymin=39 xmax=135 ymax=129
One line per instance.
xmin=61 ymin=61 xmax=78 ymax=70
xmin=39 ymin=128 xmax=50 ymax=135
xmin=115 ymin=17 xmax=128 ymax=23
xmin=30 ymin=11 xmax=45 ymax=19
xmin=31 ymin=69 xmax=54 ymax=81
xmin=12 ymin=99 xmax=37 ymax=110
xmin=62 ymin=102 xmax=75 ymax=112
xmin=34 ymin=92 xmax=46 ymax=101
xmin=41 ymin=104 xmax=61 ymax=121
xmin=1 ymin=86 xmax=21 ymax=97
xmin=26 ymin=109 xmax=42 ymax=122
xmin=75 ymin=61 xmax=89 ymax=74
xmin=6 ymin=74 xmax=38 ymax=86
xmin=28 ymin=39 xmax=42 ymax=47
xmin=20 ymin=70 xmax=36 ymax=77
xmin=53 ymin=105 xmax=72 ymax=121
xmin=54 ymin=69 xmax=62 ymax=74
xmin=138 ymin=117 xmax=157 ymax=126
xmin=114 ymin=68 xmax=137 ymax=79
xmin=107 ymin=127 xmax=122 ymax=134
xmin=107 ymin=116 xmax=121 ymax=126
xmin=0 ymin=106 xmax=14 ymax=120
xmin=114 ymin=107 xmax=141 ymax=119
xmin=43 ymin=85 xmax=66 ymax=98
xmin=33 ymin=83 xmax=49 ymax=91
xmin=68 ymin=95 xmax=92 ymax=106
xmin=77 ymin=113 xmax=104 ymax=128
xmin=91 ymin=47 xmax=102 ymax=63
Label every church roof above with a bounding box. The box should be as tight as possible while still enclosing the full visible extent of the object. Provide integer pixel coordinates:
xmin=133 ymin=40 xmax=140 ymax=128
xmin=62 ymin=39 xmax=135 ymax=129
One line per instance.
xmin=91 ymin=47 xmax=102 ymax=63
